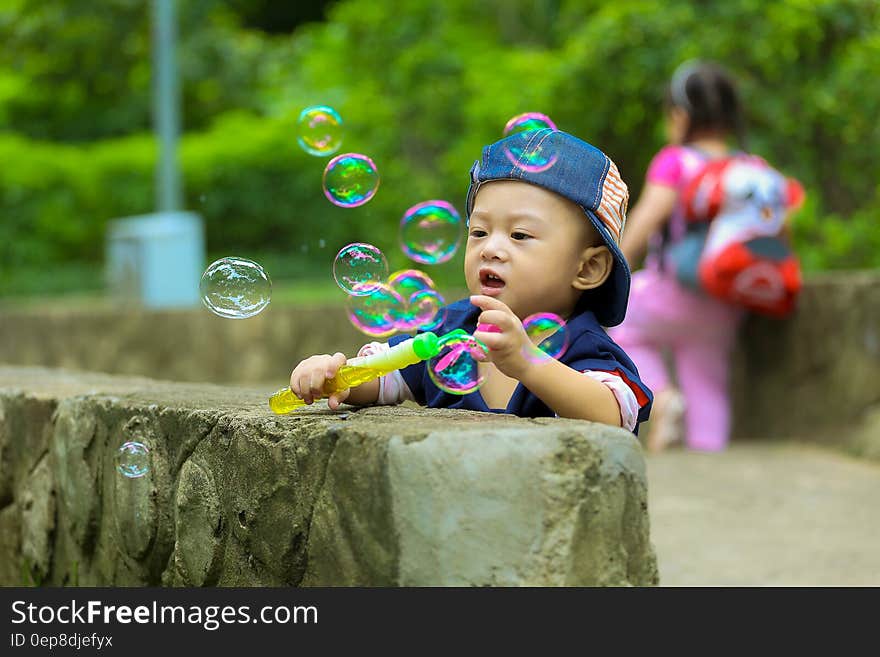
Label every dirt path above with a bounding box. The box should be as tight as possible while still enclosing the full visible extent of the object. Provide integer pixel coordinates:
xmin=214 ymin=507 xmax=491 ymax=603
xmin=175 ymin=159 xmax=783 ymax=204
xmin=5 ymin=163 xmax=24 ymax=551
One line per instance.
xmin=645 ymin=441 xmax=880 ymax=586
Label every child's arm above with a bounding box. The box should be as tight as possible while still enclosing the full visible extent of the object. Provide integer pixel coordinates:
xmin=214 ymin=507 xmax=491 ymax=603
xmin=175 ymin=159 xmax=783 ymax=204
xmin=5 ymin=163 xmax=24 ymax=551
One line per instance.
xmin=470 ymin=296 xmax=623 ymax=427
xmin=515 ymin=359 xmax=622 ymax=426
xmin=619 ymin=182 xmax=678 ymax=267
xmin=289 ymin=352 xmax=380 ymax=410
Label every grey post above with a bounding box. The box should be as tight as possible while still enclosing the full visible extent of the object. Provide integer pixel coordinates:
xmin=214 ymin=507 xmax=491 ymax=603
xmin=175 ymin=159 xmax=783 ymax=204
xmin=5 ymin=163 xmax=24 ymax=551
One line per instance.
xmin=152 ymin=0 xmax=181 ymax=212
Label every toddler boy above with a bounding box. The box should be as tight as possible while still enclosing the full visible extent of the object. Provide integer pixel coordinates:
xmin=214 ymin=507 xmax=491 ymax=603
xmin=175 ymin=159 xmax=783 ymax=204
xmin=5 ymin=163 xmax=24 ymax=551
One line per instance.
xmin=289 ymin=129 xmax=652 ymax=432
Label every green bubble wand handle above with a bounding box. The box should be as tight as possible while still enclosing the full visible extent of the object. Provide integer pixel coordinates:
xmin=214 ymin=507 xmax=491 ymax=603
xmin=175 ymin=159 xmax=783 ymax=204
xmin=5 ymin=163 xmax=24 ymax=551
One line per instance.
xmin=269 ymin=331 xmax=441 ymax=414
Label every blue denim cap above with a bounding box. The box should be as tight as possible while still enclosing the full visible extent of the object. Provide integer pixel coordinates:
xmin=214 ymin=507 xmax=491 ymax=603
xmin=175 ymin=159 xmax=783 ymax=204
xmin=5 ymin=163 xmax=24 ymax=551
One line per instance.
xmin=466 ymin=129 xmax=631 ymax=327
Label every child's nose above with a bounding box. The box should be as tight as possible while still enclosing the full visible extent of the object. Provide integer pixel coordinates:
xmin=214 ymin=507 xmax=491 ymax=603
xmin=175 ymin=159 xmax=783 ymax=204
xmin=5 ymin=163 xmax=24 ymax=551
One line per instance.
xmin=480 ymin=234 xmax=508 ymax=261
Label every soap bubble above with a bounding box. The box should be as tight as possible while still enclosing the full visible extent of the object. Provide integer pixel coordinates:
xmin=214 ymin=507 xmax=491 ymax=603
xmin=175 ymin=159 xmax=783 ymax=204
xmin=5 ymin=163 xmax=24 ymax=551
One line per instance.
xmin=427 ymin=332 xmax=488 ymax=395
xmin=200 ymin=257 xmax=272 ymax=319
xmin=297 ymin=105 xmax=343 ymax=156
xmin=346 ymin=282 xmax=403 ymax=338
xmin=503 ymin=129 xmax=558 ymax=174
xmin=503 ymin=112 xmax=557 ymax=137
xmin=385 ymin=269 xmax=445 ymax=331
xmin=406 ymin=289 xmax=446 ymax=331
xmin=400 ymin=200 xmax=462 ymax=265
xmin=387 ymin=269 xmax=436 ymax=300
xmin=392 ymin=289 xmax=446 ymax=332
xmin=116 ymin=441 xmax=150 ymax=479
xmin=522 ymin=312 xmax=569 ymax=362
xmin=333 ymin=243 xmax=389 ymax=296
xmin=323 ymin=153 xmax=380 ymax=208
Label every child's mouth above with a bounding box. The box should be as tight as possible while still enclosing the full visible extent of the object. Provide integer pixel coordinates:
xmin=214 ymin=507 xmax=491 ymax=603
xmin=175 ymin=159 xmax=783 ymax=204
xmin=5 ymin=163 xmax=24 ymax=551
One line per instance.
xmin=479 ymin=269 xmax=506 ymax=295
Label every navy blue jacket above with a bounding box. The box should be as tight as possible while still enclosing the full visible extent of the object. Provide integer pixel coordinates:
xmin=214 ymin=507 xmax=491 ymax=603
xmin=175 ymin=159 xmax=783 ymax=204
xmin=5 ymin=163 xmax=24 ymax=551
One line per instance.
xmin=388 ymin=299 xmax=653 ymax=434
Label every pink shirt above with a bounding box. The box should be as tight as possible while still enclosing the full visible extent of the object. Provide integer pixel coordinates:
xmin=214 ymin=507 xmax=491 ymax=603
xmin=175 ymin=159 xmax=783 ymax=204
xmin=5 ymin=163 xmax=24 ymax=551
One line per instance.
xmin=644 ymin=145 xmax=710 ymax=270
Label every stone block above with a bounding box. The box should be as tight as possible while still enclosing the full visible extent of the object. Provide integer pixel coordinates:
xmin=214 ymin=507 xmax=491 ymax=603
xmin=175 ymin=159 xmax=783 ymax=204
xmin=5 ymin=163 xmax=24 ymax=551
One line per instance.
xmin=0 ymin=367 xmax=657 ymax=586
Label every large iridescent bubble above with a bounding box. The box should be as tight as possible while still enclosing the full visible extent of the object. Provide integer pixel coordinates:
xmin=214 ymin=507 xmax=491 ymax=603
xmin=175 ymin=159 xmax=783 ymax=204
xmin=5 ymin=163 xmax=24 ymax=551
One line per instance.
xmin=399 ymin=200 xmax=462 ymax=265
xmin=502 ymin=111 xmax=557 ymax=137
xmin=393 ymin=289 xmax=446 ymax=332
xmin=333 ymin=243 xmax=389 ymax=296
xmin=323 ymin=153 xmax=380 ymax=208
xmin=387 ymin=269 xmax=436 ymax=300
xmin=411 ymin=289 xmax=446 ymax=331
xmin=116 ymin=441 xmax=150 ymax=479
xmin=346 ymin=282 xmax=403 ymax=338
xmin=200 ymin=257 xmax=272 ymax=319
xmin=427 ymin=332 xmax=488 ymax=395
xmin=296 ymin=105 xmax=343 ymax=156
xmin=522 ymin=312 xmax=569 ymax=363
xmin=502 ymin=129 xmax=558 ymax=174
xmin=386 ymin=269 xmax=446 ymax=331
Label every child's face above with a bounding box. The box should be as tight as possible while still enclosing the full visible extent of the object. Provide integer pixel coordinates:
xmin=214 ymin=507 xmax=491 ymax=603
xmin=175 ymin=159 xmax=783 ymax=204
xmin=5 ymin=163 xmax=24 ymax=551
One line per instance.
xmin=465 ymin=180 xmax=608 ymax=320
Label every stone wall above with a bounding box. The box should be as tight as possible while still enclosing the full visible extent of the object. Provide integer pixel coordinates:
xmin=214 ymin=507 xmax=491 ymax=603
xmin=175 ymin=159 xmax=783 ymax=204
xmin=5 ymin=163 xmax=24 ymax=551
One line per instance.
xmin=0 ymin=304 xmax=368 ymax=386
xmin=730 ymin=272 xmax=880 ymax=458
xmin=0 ymin=366 xmax=658 ymax=587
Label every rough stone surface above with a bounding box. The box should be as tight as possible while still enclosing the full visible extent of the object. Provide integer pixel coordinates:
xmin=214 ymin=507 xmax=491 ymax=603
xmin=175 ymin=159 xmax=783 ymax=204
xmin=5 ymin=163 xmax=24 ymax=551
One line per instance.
xmin=0 ymin=366 xmax=657 ymax=587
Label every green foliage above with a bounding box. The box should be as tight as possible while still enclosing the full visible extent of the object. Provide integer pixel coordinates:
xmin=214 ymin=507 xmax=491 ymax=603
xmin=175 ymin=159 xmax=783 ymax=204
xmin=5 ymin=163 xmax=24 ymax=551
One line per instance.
xmin=0 ymin=0 xmax=283 ymax=140
xmin=0 ymin=110 xmax=468 ymax=295
xmin=0 ymin=0 xmax=878 ymax=298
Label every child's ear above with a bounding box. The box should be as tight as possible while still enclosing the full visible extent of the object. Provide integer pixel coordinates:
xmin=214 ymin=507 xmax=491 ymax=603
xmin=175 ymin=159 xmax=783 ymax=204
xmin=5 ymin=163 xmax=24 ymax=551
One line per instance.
xmin=572 ymin=246 xmax=613 ymax=290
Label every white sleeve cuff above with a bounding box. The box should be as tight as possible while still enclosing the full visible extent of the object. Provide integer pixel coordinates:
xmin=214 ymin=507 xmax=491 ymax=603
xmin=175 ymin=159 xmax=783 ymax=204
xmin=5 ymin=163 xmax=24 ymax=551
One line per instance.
xmin=356 ymin=342 xmax=415 ymax=405
xmin=579 ymin=370 xmax=640 ymax=432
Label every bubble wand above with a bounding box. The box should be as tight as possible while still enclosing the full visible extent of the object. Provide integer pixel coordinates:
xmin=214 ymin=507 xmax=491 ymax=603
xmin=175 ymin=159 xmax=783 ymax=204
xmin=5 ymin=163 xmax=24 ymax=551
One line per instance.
xmin=269 ymin=331 xmax=445 ymax=414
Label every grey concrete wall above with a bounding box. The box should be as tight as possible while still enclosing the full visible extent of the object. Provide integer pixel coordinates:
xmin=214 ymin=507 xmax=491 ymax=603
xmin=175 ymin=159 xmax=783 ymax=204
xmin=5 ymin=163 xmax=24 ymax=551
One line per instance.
xmin=730 ymin=272 xmax=880 ymax=457
xmin=0 ymin=304 xmax=367 ymax=386
xmin=0 ymin=367 xmax=658 ymax=587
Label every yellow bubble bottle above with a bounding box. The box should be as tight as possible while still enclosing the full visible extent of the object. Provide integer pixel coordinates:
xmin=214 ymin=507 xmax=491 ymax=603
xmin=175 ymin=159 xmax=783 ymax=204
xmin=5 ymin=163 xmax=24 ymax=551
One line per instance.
xmin=268 ymin=332 xmax=440 ymax=414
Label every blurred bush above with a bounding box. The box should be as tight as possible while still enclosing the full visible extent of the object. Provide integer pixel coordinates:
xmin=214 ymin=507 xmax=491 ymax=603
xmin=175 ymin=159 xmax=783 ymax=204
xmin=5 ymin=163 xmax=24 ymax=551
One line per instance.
xmin=0 ymin=111 xmax=469 ymax=295
xmin=0 ymin=0 xmax=878 ymax=297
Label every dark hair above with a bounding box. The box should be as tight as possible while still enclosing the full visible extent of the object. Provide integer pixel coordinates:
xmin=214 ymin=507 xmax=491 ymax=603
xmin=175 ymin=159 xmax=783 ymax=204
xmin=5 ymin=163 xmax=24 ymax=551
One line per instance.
xmin=666 ymin=60 xmax=747 ymax=149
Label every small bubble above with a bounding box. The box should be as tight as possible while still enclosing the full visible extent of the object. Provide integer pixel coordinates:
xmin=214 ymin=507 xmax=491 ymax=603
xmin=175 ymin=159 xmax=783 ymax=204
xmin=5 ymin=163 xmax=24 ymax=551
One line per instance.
xmin=297 ymin=105 xmax=343 ymax=157
xmin=404 ymin=289 xmax=446 ymax=331
xmin=346 ymin=282 xmax=402 ymax=338
xmin=428 ymin=333 xmax=488 ymax=395
xmin=502 ymin=131 xmax=558 ymax=173
xmin=522 ymin=312 xmax=569 ymax=362
xmin=200 ymin=257 xmax=272 ymax=319
xmin=323 ymin=153 xmax=380 ymax=208
xmin=399 ymin=201 xmax=462 ymax=265
xmin=333 ymin=243 xmax=388 ymax=296
xmin=116 ymin=441 xmax=150 ymax=479
xmin=388 ymin=269 xmax=436 ymax=300
xmin=502 ymin=111 xmax=557 ymax=137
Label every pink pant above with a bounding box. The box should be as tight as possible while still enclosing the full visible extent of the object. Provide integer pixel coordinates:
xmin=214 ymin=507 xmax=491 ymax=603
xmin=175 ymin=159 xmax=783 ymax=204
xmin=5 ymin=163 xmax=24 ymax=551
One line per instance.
xmin=609 ymin=269 xmax=743 ymax=451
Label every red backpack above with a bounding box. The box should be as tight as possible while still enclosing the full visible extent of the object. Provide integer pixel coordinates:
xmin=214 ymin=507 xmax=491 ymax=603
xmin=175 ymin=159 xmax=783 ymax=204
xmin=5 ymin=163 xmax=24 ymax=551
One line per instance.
xmin=678 ymin=154 xmax=805 ymax=317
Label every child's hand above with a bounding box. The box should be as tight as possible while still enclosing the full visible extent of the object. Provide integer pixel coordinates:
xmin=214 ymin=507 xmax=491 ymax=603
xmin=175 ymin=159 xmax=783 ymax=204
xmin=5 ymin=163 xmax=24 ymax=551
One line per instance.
xmin=470 ymin=295 xmax=534 ymax=379
xmin=289 ymin=352 xmax=350 ymax=410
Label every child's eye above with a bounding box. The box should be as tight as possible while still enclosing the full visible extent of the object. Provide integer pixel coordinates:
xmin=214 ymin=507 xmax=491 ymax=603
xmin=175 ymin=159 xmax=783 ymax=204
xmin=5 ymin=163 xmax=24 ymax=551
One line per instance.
xmin=511 ymin=231 xmax=532 ymax=240
xmin=469 ymin=229 xmax=487 ymax=238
